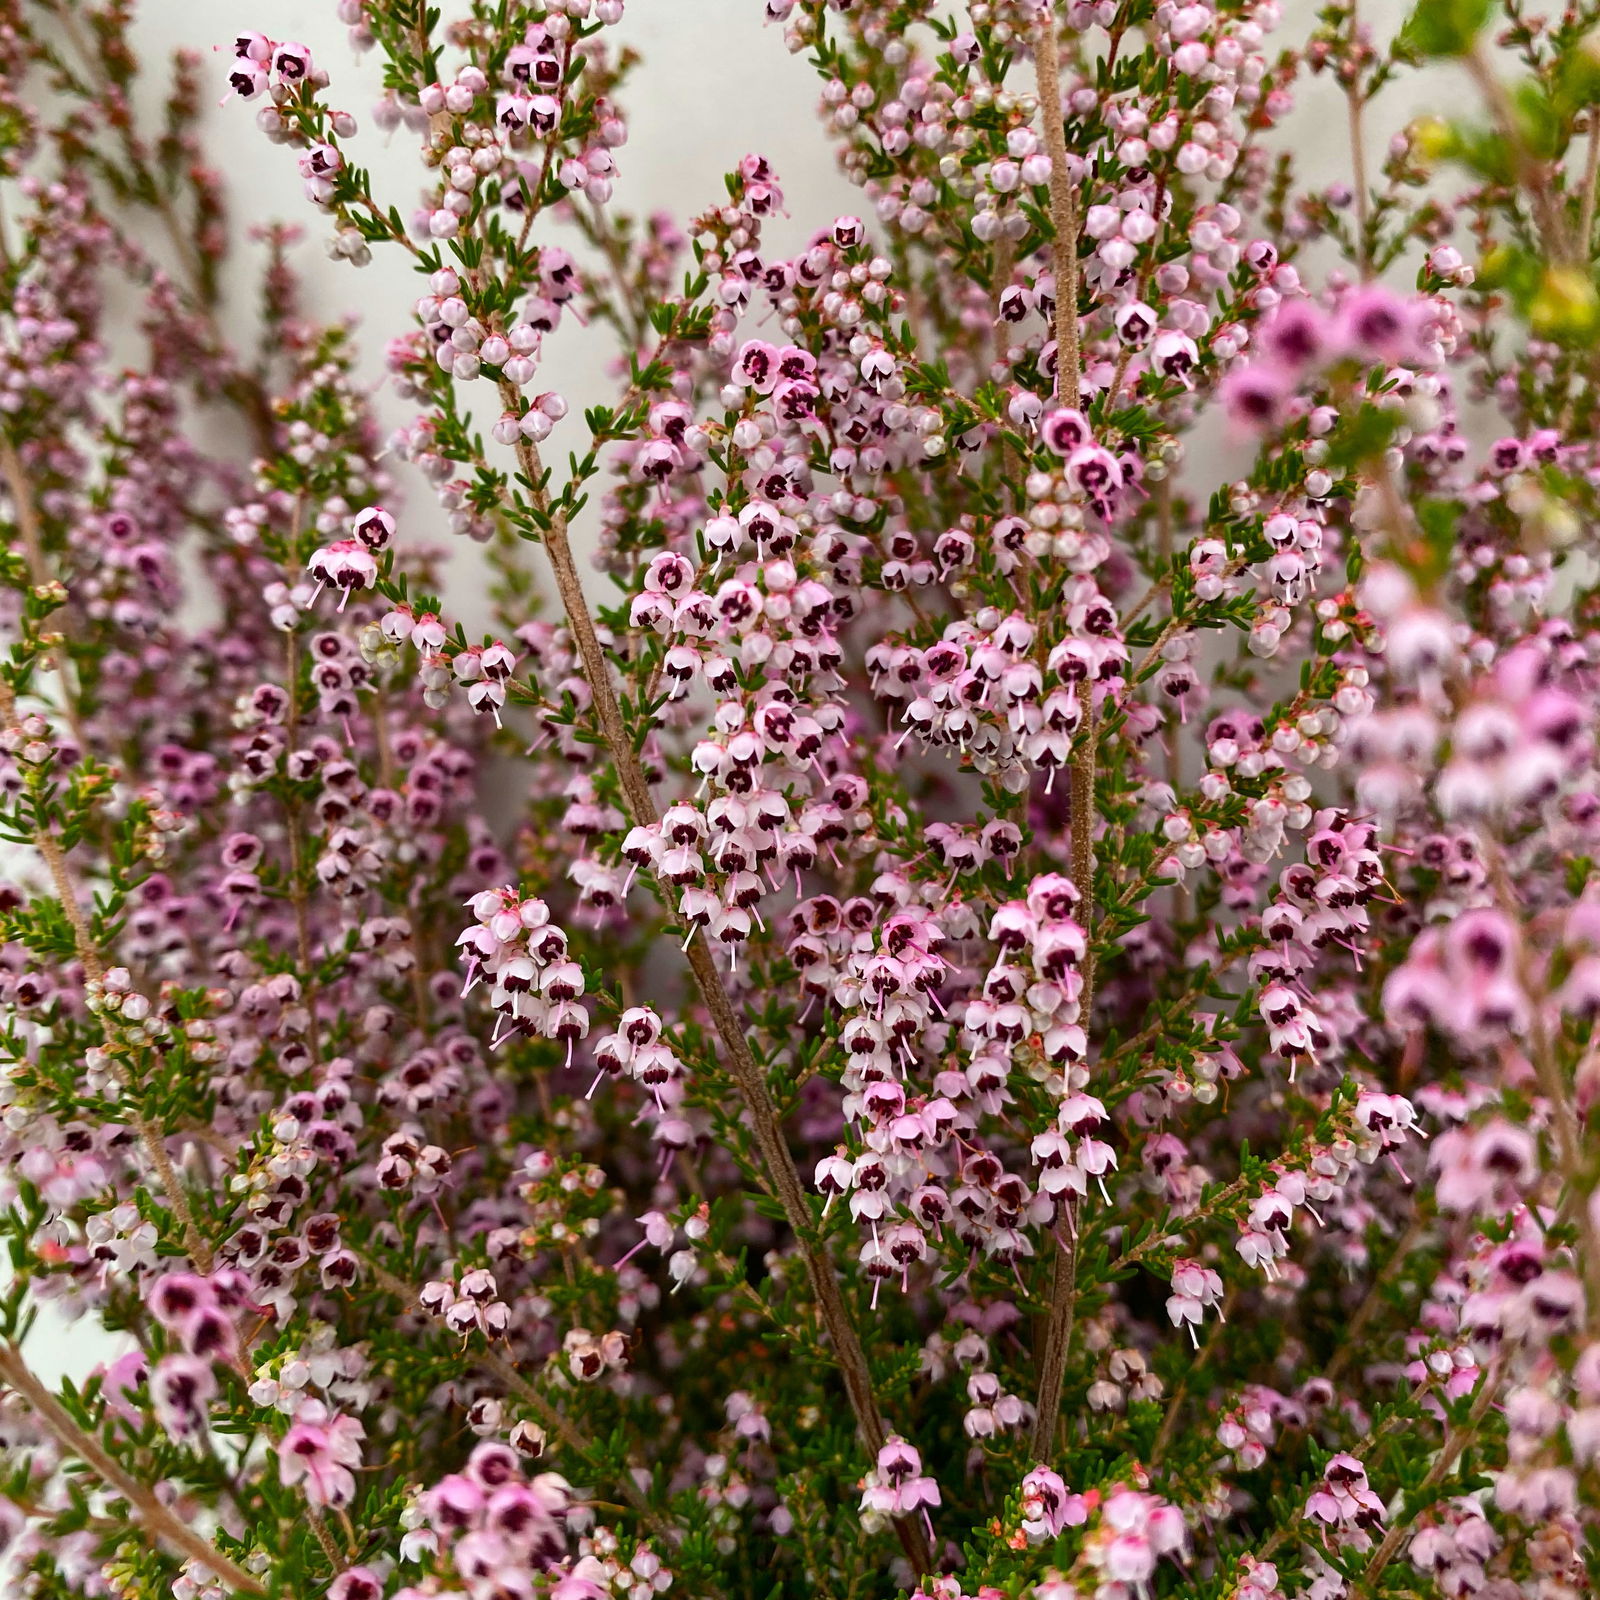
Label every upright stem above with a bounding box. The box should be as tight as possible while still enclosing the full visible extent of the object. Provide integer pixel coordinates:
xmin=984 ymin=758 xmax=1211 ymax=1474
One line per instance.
xmin=1030 ymin=1209 xmax=1078 ymax=1464
xmin=1033 ymin=4 xmax=1081 ymax=409
xmin=303 ymin=1504 xmax=343 ymax=1571
xmin=0 ymin=1343 xmax=266 ymax=1595
xmin=361 ymin=1258 xmax=682 ymax=1545
xmin=1150 ymin=1287 xmax=1233 ymax=1465
xmin=1027 ymin=5 xmax=1094 ymax=1464
xmin=0 ymin=438 xmax=47 ymax=583
xmin=1465 ymin=44 xmax=1575 ymax=266
xmin=1069 ymin=705 xmax=1099 ymax=1022
xmin=1579 ymin=111 xmax=1600 ymax=262
xmin=496 ymin=386 xmax=932 ymax=1575
xmin=1359 ymin=1364 xmax=1505 ymax=1591
xmin=1525 ymin=1009 xmax=1600 ymax=1320
xmin=990 ymin=233 xmax=1017 ymax=373
xmin=993 ymin=233 xmax=1026 ymax=502
xmin=1155 ymin=481 xmax=1186 ymax=923
xmin=1323 ymin=1213 xmax=1425 ymax=1386
xmin=1347 ymin=95 xmax=1370 ymax=277
xmin=1 ymin=437 xmax=93 ymax=760
xmin=1030 ymin=707 xmax=1097 ymax=1463
xmin=1345 ymin=4 xmax=1372 ymax=280
xmin=500 ymin=408 xmax=653 ymax=827
xmin=1484 ymin=844 xmax=1600 ymax=1326
xmin=279 ymin=611 xmax=325 ymax=1072
xmin=0 ymin=680 xmax=214 ymax=1274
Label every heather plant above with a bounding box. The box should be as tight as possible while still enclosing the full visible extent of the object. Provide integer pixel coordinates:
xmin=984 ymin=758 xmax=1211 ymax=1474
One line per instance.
xmin=4 ymin=0 xmax=1600 ymax=1597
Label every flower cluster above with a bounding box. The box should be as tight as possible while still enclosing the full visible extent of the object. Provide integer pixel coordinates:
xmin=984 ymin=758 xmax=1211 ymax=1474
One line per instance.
xmin=4 ymin=4 xmax=1600 ymax=1600
xmin=458 ymin=888 xmax=589 ymax=1052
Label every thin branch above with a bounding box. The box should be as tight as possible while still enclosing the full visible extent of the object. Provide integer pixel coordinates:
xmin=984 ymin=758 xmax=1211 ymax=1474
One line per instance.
xmin=0 ymin=679 xmax=214 ymax=1274
xmin=1359 ymin=1364 xmax=1505 ymax=1591
xmin=1578 ymin=111 xmax=1600 ymax=263
xmin=1465 ymin=43 xmax=1574 ymax=265
xmin=1030 ymin=701 xmax=1097 ymax=1462
xmin=279 ymin=605 xmax=324 ymax=1072
xmin=1025 ymin=7 xmax=1094 ymax=1464
xmin=0 ymin=438 xmax=48 ymax=586
xmin=1250 ymin=1375 xmax=1435 ymax=1573
xmin=990 ymin=233 xmax=1017 ymax=374
xmin=1029 ymin=1213 xmax=1078 ymax=1463
xmin=497 ymin=392 xmax=932 ymax=1574
xmin=45 ymin=1 xmax=275 ymax=449
xmin=1324 ymin=1213 xmax=1426 ymax=1386
xmin=1345 ymin=2 xmax=1372 ymax=279
xmin=1032 ymin=3 xmax=1081 ymax=409
xmin=362 ymin=1259 xmax=678 ymax=1548
xmin=0 ymin=1343 xmax=266 ymax=1595
xmin=303 ymin=1503 xmax=344 ymax=1571
xmin=1151 ymin=1286 xmax=1235 ymax=1465
xmin=1 ymin=437 xmax=93 ymax=758
xmin=1110 ymin=1173 xmax=1252 ymax=1274
xmin=1484 ymin=844 xmax=1600 ymax=1324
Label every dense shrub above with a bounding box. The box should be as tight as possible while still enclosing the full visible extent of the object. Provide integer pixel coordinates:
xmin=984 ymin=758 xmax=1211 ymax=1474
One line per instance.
xmin=3 ymin=3 xmax=1600 ymax=1599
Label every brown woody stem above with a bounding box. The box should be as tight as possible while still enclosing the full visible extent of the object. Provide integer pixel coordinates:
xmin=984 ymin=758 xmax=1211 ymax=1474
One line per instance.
xmin=497 ymin=389 xmax=932 ymax=1575
xmin=0 ymin=678 xmax=214 ymax=1275
xmin=1026 ymin=2 xmax=1096 ymax=1467
xmin=1031 ymin=703 xmax=1097 ymax=1462
xmin=1033 ymin=3 xmax=1082 ymax=409
xmin=0 ymin=1343 xmax=265 ymax=1594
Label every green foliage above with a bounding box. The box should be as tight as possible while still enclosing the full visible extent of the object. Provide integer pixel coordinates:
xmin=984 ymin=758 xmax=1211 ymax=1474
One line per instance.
xmin=1400 ymin=0 xmax=1493 ymax=59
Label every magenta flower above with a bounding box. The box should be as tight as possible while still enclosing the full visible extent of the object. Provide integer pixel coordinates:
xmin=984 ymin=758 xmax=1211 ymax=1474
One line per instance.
xmin=1260 ymin=300 xmax=1334 ymax=369
xmin=859 ymin=1436 xmax=940 ymax=1529
xmin=1336 ymin=283 xmax=1423 ymax=364
xmin=278 ymin=1400 xmax=365 ymax=1508
xmin=2 ymin=3 xmax=1599 ymax=1596
xmin=1219 ymin=362 xmax=1292 ymax=432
